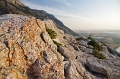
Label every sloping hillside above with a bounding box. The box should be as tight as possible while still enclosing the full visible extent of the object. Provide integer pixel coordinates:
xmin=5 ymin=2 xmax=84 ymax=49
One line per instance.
xmin=33 ymin=10 xmax=78 ymax=36
xmin=0 ymin=0 xmax=78 ymax=36
xmin=0 ymin=14 xmax=120 ymax=79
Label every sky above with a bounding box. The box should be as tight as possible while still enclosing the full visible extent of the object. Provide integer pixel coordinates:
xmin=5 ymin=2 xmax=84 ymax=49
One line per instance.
xmin=20 ymin=0 xmax=120 ymax=30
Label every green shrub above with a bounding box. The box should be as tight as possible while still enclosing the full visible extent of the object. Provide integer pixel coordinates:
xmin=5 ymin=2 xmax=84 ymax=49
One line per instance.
xmin=53 ymin=40 xmax=62 ymax=47
xmin=63 ymin=36 xmax=66 ymax=39
xmin=88 ymin=36 xmax=103 ymax=51
xmin=91 ymin=49 xmax=106 ymax=59
xmin=114 ymin=64 xmax=120 ymax=67
xmin=46 ymin=27 xmax=57 ymax=39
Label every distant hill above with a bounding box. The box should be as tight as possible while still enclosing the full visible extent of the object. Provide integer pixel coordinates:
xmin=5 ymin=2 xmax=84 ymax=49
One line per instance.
xmin=0 ymin=0 xmax=78 ymax=36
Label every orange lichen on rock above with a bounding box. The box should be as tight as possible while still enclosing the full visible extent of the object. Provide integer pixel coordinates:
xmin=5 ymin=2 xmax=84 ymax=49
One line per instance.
xmin=0 ymin=14 xmax=65 ymax=79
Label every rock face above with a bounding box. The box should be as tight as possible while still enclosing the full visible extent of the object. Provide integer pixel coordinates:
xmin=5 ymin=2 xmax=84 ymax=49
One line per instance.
xmin=86 ymin=57 xmax=111 ymax=77
xmin=65 ymin=59 xmax=85 ymax=79
xmin=0 ymin=14 xmax=120 ymax=79
xmin=85 ymin=56 xmax=120 ymax=79
xmin=0 ymin=14 xmax=64 ymax=79
xmin=79 ymin=40 xmax=88 ymax=47
xmin=7 ymin=0 xmax=24 ymax=6
xmin=58 ymin=45 xmax=76 ymax=59
xmin=107 ymin=46 xmax=120 ymax=57
xmin=45 ymin=20 xmax=66 ymax=45
xmin=76 ymin=36 xmax=120 ymax=79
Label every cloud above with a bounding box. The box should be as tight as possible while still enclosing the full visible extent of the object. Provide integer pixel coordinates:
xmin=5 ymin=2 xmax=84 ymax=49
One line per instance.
xmin=50 ymin=0 xmax=71 ymax=5
xmin=85 ymin=12 xmax=97 ymax=19
xmin=21 ymin=0 xmax=98 ymax=22
xmin=20 ymin=0 xmax=103 ymax=30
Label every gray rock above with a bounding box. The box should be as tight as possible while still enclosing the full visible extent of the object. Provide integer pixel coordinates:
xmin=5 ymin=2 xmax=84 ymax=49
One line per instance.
xmin=88 ymin=45 xmax=94 ymax=49
xmin=58 ymin=45 xmax=76 ymax=59
xmin=80 ymin=46 xmax=87 ymax=51
xmin=86 ymin=48 xmax=93 ymax=53
xmin=107 ymin=46 xmax=120 ymax=57
xmin=78 ymin=36 xmax=87 ymax=40
xmin=86 ymin=57 xmax=111 ymax=78
xmin=84 ymin=72 xmax=93 ymax=79
xmin=79 ymin=40 xmax=88 ymax=47
xmin=65 ymin=59 xmax=85 ymax=79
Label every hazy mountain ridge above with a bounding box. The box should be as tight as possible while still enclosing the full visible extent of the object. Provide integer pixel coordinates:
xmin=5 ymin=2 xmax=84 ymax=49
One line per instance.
xmin=0 ymin=0 xmax=78 ymax=36
xmin=33 ymin=9 xmax=78 ymax=36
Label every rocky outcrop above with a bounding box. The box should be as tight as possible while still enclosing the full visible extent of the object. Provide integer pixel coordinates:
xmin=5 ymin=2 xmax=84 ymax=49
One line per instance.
xmin=7 ymin=0 xmax=24 ymax=6
xmin=64 ymin=34 xmax=80 ymax=51
xmin=58 ymin=45 xmax=76 ymax=59
xmin=79 ymin=40 xmax=88 ymax=47
xmin=85 ymin=56 xmax=120 ymax=79
xmin=45 ymin=20 xmax=66 ymax=45
xmin=86 ymin=57 xmax=111 ymax=77
xmin=107 ymin=46 xmax=120 ymax=57
xmin=0 ymin=14 xmax=64 ymax=79
xmin=0 ymin=14 xmax=120 ymax=79
xmin=76 ymin=36 xmax=120 ymax=79
xmin=64 ymin=59 xmax=85 ymax=79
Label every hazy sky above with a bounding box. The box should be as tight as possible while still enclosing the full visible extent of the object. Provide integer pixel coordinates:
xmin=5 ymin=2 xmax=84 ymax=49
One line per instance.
xmin=20 ymin=0 xmax=120 ymax=30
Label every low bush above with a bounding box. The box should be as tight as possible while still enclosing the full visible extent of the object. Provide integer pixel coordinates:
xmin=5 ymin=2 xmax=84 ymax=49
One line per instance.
xmin=91 ymin=49 xmax=106 ymax=59
xmin=63 ymin=36 xmax=66 ymax=39
xmin=53 ymin=40 xmax=62 ymax=47
xmin=88 ymin=36 xmax=103 ymax=51
xmin=114 ymin=64 xmax=120 ymax=67
xmin=46 ymin=27 xmax=57 ymax=39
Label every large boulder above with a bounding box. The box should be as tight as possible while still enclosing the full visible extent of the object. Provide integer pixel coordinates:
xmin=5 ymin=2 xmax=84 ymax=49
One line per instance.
xmin=0 ymin=14 xmax=65 ymax=79
xmin=79 ymin=40 xmax=88 ymax=47
xmin=64 ymin=59 xmax=85 ymax=79
xmin=27 ymin=50 xmax=64 ymax=79
xmin=58 ymin=45 xmax=76 ymax=59
xmin=107 ymin=46 xmax=120 ymax=57
xmin=86 ymin=57 xmax=111 ymax=78
xmin=64 ymin=34 xmax=80 ymax=51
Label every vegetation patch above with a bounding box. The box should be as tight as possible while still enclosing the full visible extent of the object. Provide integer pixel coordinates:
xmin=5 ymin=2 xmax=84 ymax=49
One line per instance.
xmin=46 ymin=26 xmax=57 ymax=39
xmin=88 ymin=36 xmax=103 ymax=51
xmin=91 ymin=49 xmax=106 ymax=59
xmin=53 ymin=40 xmax=62 ymax=47
xmin=114 ymin=64 xmax=120 ymax=67
xmin=63 ymin=36 xmax=66 ymax=39
xmin=88 ymin=36 xmax=106 ymax=59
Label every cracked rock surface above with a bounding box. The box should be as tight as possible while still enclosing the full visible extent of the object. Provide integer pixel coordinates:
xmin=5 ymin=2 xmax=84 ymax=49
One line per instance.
xmin=0 ymin=14 xmax=64 ymax=79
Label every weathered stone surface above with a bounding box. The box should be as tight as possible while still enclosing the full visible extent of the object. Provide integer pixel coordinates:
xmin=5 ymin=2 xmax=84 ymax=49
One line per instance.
xmin=64 ymin=34 xmax=80 ymax=51
xmin=58 ymin=45 xmax=76 ymax=59
xmin=86 ymin=57 xmax=111 ymax=78
xmin=45 ymin=20 xmax=66 ymax=45
xmin=86 ymin=48 xmax=93 ymax=53
xmin=65 ymin=59 xmax=85 ymax=79
xmin=79 ymin=40 xmax=88 ymax=47
xmin=76 ymin=36 xmax=87 ymax=41
xmin=65 ymin=34 xmax=77 ymax=44
xmin=75 ymin=46 xmax=120 ymax=79
xmin=0 ymin=42 xmax=9 ymax=68
xmin=27 ymin=50 xmax=64 ymax=79
xmin=0 ymin=14 xmax=120 ymax=79
xmin=84 ymin=72 xmax=95 ymax=79
xmin=88 ymin=45 xmax=93 ymax=49
xmin=107 ymin=46 xmax=120 ymax=57
xmin=7 ymin=0 xmax=24 ymax=6
xmin=0 ymin=14 xmax=64 ymax=79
